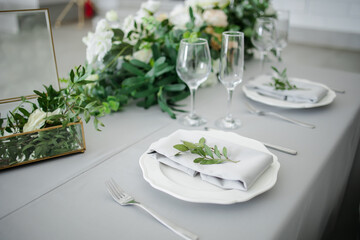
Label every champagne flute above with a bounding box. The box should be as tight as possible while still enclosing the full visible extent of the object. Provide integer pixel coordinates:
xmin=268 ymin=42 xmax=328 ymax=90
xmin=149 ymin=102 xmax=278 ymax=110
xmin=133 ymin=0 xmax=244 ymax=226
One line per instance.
xmin=251 ymin=17 xmax=276 ymax=73
xmin=176 ymin=38 xmax=211 ymax=126
xmin=274 ymin=10 xmax=290 ymax=59
xmin=215 ymin=31 xmax=244 ymax=129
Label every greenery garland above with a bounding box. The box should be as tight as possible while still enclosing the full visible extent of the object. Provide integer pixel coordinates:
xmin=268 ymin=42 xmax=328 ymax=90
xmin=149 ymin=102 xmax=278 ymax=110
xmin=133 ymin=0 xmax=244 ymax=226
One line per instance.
xmin=64 ymin=0 xmax=273 ymax=121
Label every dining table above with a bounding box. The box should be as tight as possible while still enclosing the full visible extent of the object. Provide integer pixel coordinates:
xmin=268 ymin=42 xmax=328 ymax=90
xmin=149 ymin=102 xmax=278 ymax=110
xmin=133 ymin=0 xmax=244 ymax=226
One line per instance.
xmin=0 ymin=62 xmax=359 ymax=240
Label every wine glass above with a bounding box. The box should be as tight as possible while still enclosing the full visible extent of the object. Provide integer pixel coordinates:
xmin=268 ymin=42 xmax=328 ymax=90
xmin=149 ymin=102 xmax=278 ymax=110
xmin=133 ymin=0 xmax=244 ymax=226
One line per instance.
xmin=176 ymin=38 xmax=211 ymax=126
xmin=274 ymin=10 xmax=290 ymax=59
xmin=215 ymin=31 xmax=244 ymax=129
xmin=251 ymin=17 xmax=276 ymax=73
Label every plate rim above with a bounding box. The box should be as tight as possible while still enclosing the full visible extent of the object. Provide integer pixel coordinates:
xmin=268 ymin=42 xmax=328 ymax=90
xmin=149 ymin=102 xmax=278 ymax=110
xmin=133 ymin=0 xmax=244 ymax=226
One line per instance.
xmin=242 ymin=77 xmax=336 ymax=108
xmin=139 ymin=130 xmax=280 ymax=204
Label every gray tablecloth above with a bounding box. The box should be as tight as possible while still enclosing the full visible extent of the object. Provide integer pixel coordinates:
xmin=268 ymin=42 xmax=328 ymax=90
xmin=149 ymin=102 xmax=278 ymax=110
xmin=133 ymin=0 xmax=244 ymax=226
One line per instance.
xmin=0 ymin=65 xmax=359 ymax=240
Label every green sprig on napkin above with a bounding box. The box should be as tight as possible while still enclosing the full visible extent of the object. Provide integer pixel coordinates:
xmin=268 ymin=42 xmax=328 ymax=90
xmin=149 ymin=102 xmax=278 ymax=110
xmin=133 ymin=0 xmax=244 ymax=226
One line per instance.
xmin=173 ymin=137 xmax=238 ymax=165
xmin=269 ymin=66 xmax=298 ymax=90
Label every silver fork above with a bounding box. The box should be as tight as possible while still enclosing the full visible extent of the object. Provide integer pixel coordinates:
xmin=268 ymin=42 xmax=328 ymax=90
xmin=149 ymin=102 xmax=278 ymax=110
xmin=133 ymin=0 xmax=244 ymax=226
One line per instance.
xmin=245 ymin=102 xmax=316 ymax=129
xmin=105 ymin=178 xmax=199 ymax=240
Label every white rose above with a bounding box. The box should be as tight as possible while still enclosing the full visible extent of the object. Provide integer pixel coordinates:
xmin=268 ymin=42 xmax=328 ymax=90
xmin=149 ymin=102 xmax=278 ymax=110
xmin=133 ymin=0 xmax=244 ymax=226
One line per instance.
xmin=23 ymin=109 xmax=47 ymax=132
xmin=203 ymin=9 xmax=228 ymax=27
xmin=169 ymin=4 xmax=204 ymax=29
xmin=95 ymin=19 xmax=110 ymax=33
xmin=136 ymin=9 xmax=151 ymax=19
xmin=133 ymin=48 xmax=153 ymax=63
xmin=122 ymin=15 xmax=137 ymax=37
xmin=141 ymin=0 xmax=160 ymax=14
xmin=186 ymin=0 xmax=230 ymax=9
xmin=23 ymin=109 xmax=61 ymax=133
xmin=106 ymin=10 xmax=118 ymax=22
xmin=83 ymin=29 xmax=113 ymax=64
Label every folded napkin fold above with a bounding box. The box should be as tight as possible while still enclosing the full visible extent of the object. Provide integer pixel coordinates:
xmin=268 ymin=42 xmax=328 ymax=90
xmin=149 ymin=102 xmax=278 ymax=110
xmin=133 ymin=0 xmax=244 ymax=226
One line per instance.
xmin=246 ymin=75 xmax=328 ymax=103
xmin=148 ymin=130 xmax=273 ymax=191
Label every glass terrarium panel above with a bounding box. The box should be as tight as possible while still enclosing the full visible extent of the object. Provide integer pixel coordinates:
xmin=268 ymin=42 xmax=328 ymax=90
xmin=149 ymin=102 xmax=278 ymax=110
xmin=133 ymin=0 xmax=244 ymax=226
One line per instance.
xmin=0 ymin=122 xmax=85 ymax=170
xmin=0 ymin=9 xmax=59 ymax=103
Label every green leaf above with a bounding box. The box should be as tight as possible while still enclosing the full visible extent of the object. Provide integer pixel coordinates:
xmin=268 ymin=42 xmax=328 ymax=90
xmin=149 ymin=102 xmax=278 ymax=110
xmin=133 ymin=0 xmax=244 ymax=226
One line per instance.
xmin=199 ymin=137 xmax=205 ymax=146
xmin=214 ymin=145 xmax=221 ymax=159
xmin=112 ymin=28 xmax=124 ymax=41
xmin=204 ymin=144 xmax=214 ymax=158
xmin=122 ymin=62 xmax=145 ymax=76
xmin=173 ymin=144 xmax=189 ymax=152
xmin=132 ymin=87 xmax=159 ymax=99
xmin=70 ymin=70 xmax=75 ymax=82
xmin=194 ymin=157 xmax=204 ymax=163
xmin=108 ymin=100 xmax=120 ymax=111
xmin=130 ymin=59 xmax=151 ymax=70
xmin=182 ymin=140 xmax=197 ymax=149
xmin=163 ymin=84 xmax=186 ymax=92
xmin=223 ymin=147 xmax=228 ymax=159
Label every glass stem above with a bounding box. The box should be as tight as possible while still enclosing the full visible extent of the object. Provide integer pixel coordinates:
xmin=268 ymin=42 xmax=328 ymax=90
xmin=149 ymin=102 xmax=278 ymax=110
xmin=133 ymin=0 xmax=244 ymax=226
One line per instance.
xmin=260 ymin=51 xmax=265 ymax=74
xmin=276 ymin=48 xmax=281 ymax=59
xmin=189 ymin=87 xmax=197 ymax=119
xmin=225 ymin=88 xmax=234 ymax=122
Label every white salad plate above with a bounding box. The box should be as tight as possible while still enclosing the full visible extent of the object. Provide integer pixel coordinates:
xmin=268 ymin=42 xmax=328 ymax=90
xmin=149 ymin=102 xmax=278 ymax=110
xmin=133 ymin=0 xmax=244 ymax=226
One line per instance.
xmin=139 ymin=130 xmax=280 ymax=204
xmin=242 ymin=78 xmax=336 ymax=108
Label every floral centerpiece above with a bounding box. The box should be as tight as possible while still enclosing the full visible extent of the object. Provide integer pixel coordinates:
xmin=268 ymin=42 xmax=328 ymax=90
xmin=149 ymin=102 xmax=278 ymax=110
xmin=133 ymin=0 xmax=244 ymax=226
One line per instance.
xmin=65 ymin=0 xmax=273 ymax=121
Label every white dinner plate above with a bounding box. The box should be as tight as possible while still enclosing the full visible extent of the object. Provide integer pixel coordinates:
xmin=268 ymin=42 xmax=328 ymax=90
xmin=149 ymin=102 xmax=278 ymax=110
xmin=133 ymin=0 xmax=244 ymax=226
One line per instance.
xmin=139 ymin=130 xmax=280 ymax=204
xmin=242 ymin=78 xmax=336 ymax=108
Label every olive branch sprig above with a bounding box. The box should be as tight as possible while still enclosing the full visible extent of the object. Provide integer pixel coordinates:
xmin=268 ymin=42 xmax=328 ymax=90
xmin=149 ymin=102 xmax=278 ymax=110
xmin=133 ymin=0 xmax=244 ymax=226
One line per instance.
xmin=173 ymin=137 xmax=238 ymax=165
xmin=269 ymin=66 xmax=298 ymax=90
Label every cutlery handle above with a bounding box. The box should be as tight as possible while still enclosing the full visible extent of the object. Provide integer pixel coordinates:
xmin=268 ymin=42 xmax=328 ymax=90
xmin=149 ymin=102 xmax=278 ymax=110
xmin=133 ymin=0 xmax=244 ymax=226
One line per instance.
xmin=262 ymin=142 xmax=297 ymax=155
xmin=266 ymin=112 xmax=315 ymax=129
xmin=135 ymin=203 xmax=199 ymax=240
xmin=331 ymin=88 xmax=345 ymax=94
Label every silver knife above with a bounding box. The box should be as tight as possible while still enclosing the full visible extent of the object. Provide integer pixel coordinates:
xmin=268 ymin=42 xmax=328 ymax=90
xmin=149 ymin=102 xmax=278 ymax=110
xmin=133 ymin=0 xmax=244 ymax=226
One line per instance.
xmin=204 ymin=127 xmax=297 ymax=155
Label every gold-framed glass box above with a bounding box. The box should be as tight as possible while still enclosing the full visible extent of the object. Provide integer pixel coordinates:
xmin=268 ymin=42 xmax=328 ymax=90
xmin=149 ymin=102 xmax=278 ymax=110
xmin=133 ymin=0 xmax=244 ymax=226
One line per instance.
xmin=0 ymin=9 xmax=86 ymax=170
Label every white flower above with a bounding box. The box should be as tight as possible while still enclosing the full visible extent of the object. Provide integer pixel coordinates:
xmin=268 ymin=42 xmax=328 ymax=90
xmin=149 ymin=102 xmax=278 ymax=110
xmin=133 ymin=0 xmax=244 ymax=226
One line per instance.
xmin=122 ymin=15 xmax=135 ymax=36
xmin=203 ymin=9 xmax=228 ymax=27
xmin=106 ymin=10 xmax=118 ymax=22
xmin=95 ymin=19 xmax=111 ymax=33
xmin=83 ymin=30 xmax=114 ymax=64
xmin=186 ymin=0 xmax=230 ymax=9
xmin=169 ymin=4 xmax=203 ymax=29
xmin=83 ymin=19 xmax=114 ymax=64
xmin=140 ymin=0 xmax=160 ymax=14
xmin=133 ymin=48 xmax=153 ymax=63
xmin=23 ymin=109 xmax=61 ymax=133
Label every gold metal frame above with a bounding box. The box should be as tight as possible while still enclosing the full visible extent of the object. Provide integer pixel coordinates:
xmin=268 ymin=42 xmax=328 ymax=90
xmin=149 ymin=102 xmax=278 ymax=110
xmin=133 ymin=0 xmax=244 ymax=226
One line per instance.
xmin=0 ymin=8 xmax=60 ymax=104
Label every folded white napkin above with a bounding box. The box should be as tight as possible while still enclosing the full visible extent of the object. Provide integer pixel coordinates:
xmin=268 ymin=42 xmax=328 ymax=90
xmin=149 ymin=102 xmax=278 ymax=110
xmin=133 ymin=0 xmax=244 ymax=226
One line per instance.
xmin=245 ymin=75 xmax=328 ymax=103
xmin=148 ymin=129 xmax=273 ymax=191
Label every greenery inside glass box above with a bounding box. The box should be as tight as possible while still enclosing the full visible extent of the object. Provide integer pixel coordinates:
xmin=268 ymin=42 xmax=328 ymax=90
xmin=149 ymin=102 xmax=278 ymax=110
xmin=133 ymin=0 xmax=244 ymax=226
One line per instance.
xmin=0 ymin=69 xmax=91 ymax=170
